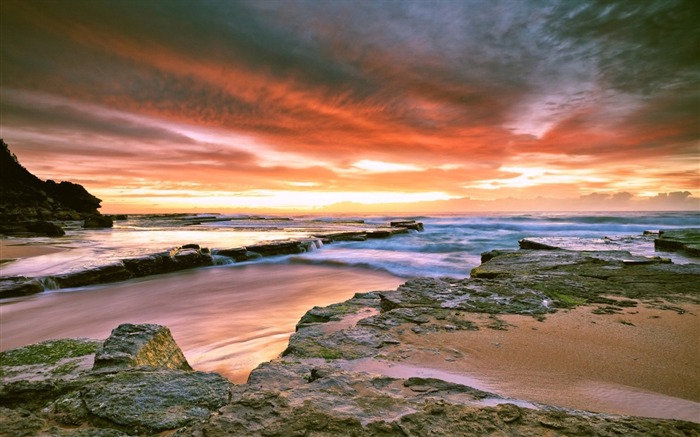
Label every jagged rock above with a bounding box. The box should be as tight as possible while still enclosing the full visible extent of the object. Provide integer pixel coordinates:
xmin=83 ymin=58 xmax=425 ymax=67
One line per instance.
xmin=0 ymin=139 xmax=110 ymax=233
xmin=93 ymin=323 xmax=192 ymax=371
xmin=518 ymin=238 xmax=561 ymax=250
xmin=81 ymin=369 xmax=231 ymax=434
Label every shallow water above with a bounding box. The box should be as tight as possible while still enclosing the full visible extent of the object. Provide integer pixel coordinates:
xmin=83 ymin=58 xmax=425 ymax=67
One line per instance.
xmin=0 ymin=264 xmax=404 ymax=382
xmin=2 ymin=211 xmax=698 ymax=279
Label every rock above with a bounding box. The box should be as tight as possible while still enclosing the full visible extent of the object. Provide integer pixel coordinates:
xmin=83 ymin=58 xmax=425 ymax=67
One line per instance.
xmin=312 ymin=231 xmax=368 ymax=242
xmin=122 ymin=247 xmax=213 ymax=277
xmin=83 ymin=215 xmax=114 ymax=228
xmin=245 ymin=240 xmax=306 ymax=257
xmin=655 ymin=229 xmax=700 ymax=257
xmin=518 ymin=239 xmax=561 ymax=250
xmin=390 ymin=220 xmax=424 ymax=231
xmin=81 ymin=369 xmax=231 ymax=434
xmin=215 ymin=247 xmax=249 ymax=261
xmin=0 ymin=276 xmax=45 ymax=298
xmin=52 ymin=264 xmax=133 ymax=289
xmin=0 ymin=140 xmax=109 ymax=229
xmin=25 ymin=221 xmax=66 ymax=237
xmin=93 ymin=323 xmax=192 ymax=371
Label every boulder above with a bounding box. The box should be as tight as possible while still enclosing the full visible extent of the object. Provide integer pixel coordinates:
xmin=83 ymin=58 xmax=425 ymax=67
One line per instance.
xmin=93 ymin=323 xmax=192 ymax=371
xmin=25 ymin=221 xmax=65 ymax=237
xmin=83 ymin=215 xmax=114 ymax=228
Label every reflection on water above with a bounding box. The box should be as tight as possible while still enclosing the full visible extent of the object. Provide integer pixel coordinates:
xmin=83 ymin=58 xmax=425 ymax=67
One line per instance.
xmin=0 ymin=264 xmax=404 ymax=383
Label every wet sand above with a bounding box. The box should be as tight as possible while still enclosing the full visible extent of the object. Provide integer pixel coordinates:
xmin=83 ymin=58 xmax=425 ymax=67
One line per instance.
xmin=0 ymin=264 xmax=404 ymax=382
xmin=0 ymin=241 xmax=67 ymax=263
xmin=389 ymin=303 xmax=700 ymax=422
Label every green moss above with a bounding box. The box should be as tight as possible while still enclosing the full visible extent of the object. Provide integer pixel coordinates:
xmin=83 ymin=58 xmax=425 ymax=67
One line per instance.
xmin=0 ymin=339 xmax=101 ymax=367
xmin=318 ymin=348 xmax=343 ymax=360
xmin=51 ymin=361 xmax=81 ymax=375
xmin=548 ymin=291 xmax=587 ymax=308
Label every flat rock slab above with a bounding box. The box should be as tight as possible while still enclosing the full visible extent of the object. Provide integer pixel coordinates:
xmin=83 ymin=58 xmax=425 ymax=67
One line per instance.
xmin=655 ymin=229 xmax=700 ymax=257
xmin=82 ymin=369 xmax=231 ymax=433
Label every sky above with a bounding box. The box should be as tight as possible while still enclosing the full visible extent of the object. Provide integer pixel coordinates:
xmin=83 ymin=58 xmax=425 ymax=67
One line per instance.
xmin=1 ymin=0 xmax=698 ymax=213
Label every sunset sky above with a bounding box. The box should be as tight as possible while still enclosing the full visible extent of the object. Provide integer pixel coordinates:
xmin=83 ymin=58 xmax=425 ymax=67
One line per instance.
xmin=1 ymin=0 xmax=698 ymax=213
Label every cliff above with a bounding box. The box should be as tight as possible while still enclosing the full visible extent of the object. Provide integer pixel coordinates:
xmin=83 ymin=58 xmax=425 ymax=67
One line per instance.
xmin=0 ymin=139 xmax=112 ymax=235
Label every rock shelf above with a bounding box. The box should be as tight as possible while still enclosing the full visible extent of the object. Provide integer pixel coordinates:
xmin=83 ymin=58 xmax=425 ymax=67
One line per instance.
xmin=0 ymin=221 xmax=423 ymax=299
xmin=1 ymin=229 xmax=699 ymax=435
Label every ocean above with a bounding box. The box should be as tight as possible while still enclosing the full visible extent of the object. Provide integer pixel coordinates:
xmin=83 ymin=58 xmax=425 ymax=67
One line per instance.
xmin=2 ymin=211 xmax=698 ymax=281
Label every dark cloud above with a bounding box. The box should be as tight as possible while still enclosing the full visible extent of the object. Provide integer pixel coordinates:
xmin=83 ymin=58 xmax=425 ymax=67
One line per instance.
xmin=1 ymin=0 xmax=697 ymax=208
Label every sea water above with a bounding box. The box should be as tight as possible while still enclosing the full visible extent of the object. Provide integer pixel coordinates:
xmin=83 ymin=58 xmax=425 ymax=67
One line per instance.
xmin=1 ymin=211 xmax=698 ymax=280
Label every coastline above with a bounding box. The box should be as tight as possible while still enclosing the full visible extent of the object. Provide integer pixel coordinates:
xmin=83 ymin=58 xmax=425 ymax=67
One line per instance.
xmin=0 ymin=240 xmax=67 ymax=264
xmin=2 ymin=226 xmax=699 ymax=434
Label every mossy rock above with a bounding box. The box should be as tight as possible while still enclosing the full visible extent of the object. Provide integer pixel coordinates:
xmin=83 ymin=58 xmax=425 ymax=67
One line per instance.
xmin=1 ymin=339 xmax=101 ymax=367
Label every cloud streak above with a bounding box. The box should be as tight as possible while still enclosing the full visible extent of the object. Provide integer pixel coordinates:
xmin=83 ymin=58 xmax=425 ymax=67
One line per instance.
xmin=1 ymin=0 xmax=698 ymax=211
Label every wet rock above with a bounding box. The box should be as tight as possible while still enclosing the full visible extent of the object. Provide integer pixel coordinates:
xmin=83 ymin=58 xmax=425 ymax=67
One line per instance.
xmin=52 ymin=264 xmax=133 ymax=289
xmin=122 ymin=247 xmax=213 ymax=277
xmin=390 ymin=220 xmax=424 ymax=231
xmin=655 ymin=229 xmax=700 ymax=257
xmin=213 ymin=247 xmax=246 ymax=259
xmin=519 ymin=239 xmax=561 ymax=250
xmin=26 ymin=221 xmax=66 ymax=237
xmin=93 ymin=323 xmax=192 ymax=371
xmin=0 ymin=276 xmax=45 ymax=298
xmin=81 ymin=369 xmax=231 ymax=434
xmin=83 ymin=215 xmax=114 ymax=228
xmin=246 ymin=240 xmax=307 ymax=257
xmin=312 ymin=231 xmax=368 ymax=242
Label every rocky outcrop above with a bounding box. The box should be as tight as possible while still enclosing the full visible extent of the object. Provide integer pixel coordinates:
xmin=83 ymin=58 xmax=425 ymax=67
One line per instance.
xmin=93 ymin=324 xmax=192 ymax=372
xmin=4 ymin=232 xmax=699 ymax=435
xmin=0 ymin=221 xmax=419 ymax=298
xmin=0 ymin=139 xmax=111 ymax=235
xmin=1 ymin=324 xmax=232 ymax=435
xmin=655 ymin=229 xmax=700 ymax=257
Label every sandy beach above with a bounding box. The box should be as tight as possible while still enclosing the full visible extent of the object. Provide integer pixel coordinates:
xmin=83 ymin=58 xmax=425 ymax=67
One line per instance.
xmin=0 ymin=240 xmax=67 ymax=263
xmin=379 ymin=302 xmax=700 ymax=421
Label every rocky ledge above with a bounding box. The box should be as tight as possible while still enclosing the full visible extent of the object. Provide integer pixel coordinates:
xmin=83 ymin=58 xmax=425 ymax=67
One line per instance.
xmin=2 ymin=231 xmax=699 ymax=436
xmin=0 ymin=221 xmax=422 ymax=299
